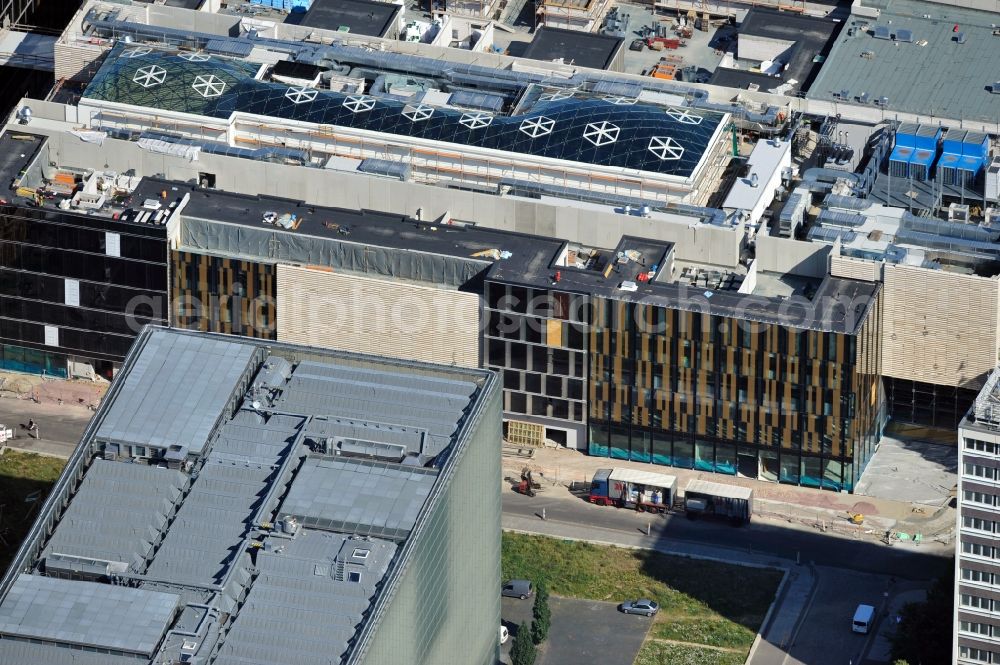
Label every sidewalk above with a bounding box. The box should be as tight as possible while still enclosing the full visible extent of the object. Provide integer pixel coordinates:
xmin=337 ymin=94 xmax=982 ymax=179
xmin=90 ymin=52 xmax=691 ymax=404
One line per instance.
xmin=504 ymin=446 xmax=954 ymax=546
xmin=503 ymin=512 xmax=792 ymax=570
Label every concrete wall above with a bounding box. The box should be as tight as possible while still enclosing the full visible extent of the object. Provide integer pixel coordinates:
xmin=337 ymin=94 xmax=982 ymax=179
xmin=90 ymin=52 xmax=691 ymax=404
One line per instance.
xmin=882 ymin=264 xmax=1000 ymax=389
xmin=738 ymin=34 xmax=795 ymax=65
xmin=276 ymin=265 xmax=480 ymax=368
xmin=754 ymin=235 xmax=831 ymax=278
xmin=830 ymin=254 xmax=882 ymax=282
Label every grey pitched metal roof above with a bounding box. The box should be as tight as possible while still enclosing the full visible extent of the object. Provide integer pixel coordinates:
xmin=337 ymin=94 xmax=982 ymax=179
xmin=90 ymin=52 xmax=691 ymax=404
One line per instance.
xmin=0 ymin=574 xmax=180 ymax=655
xmin=95 ymin=332 xmax=257 ymax=454
xmin=145 ymin=456 xmax=277 ymax=588
xmin=0 ymin=639 xmax=141 ymax=665
xmin=275 ymin=361 xmax=478 ymax=457
xmin=42 ymin=460 xmax=186 ymax=571
xmin=279 ymin=458 xmax=436 ymax=540
xmin=0 ymin=328 xmax=492 ymax=665
xmin=214 ymin=531 xmax=395 ymax=665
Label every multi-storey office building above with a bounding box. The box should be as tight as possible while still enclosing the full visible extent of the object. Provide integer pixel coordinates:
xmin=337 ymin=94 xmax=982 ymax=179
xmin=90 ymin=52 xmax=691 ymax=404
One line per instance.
xmin=0 ymin=133 xmax=167 ymax=378
xmin=486 ymin=236 xmax=885 ymax=492
xmin=956 ymin=370 xmax=1000 ymax=665
xmin=0 ymin=326 xmax=501 ymax=665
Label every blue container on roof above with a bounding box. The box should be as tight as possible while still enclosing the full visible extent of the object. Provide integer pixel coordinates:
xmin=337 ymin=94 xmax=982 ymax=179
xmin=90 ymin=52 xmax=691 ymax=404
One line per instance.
xmin=912 ymin=125 xmax=940 ymax=152
xmin=942 ymin=129 xmax=967 ymax=157
xmin=893 ymin=122 xmax=919 ymax=148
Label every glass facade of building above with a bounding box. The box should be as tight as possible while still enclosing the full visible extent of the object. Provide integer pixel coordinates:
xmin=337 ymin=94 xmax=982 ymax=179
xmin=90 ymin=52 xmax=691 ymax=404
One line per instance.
xmin=483 ymin=282 xmax=589 ymax=436
xmin=0 ymin=205 xmax=168 ymax=374
xmin=586 ymin=296 xmax=885 ymax=492
xmin=354 ymin=375 xmax=502 ymax=665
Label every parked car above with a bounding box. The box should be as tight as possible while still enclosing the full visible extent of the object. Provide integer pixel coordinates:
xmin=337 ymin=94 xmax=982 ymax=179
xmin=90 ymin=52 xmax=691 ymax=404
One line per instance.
xmin=620 ymin=599 xmax=659 ymax=616
xmin=499 ymin=625 xmax=510 ymax=645
xmin=501 ymin=579 xmax=533 ymax=599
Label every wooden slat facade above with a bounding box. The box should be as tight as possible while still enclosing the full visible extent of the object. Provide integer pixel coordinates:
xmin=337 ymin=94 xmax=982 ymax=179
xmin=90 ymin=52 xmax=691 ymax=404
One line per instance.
xmin=882 ymin=264 xmax=999 ymax=390
xmin=171 ymin=250 xmax=276 ymax=339
xmin=587 ymin=294 xmax=885 ymax=491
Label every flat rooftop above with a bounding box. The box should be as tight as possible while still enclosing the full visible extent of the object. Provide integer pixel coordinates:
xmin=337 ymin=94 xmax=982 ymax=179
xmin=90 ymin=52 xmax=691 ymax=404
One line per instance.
xmin=718 ymin=8 xmax=843 ymax=94
xmin=0 ymin=327 xmax=491 ymax=665
xmin=521 ymin=26 xmax=624 ymax=70
xmin=487 ymin=234 xmax=880 ymax=334
xmin=808 ymin=0 xmax=1000 ymax=123
xmin=286 ymin=0 xmax=401 ymax=37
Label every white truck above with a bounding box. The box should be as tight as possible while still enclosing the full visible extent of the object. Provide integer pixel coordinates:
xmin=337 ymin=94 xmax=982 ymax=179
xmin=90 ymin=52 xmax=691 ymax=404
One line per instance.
xmin=589 ymin=468 xmax=677 ymax=513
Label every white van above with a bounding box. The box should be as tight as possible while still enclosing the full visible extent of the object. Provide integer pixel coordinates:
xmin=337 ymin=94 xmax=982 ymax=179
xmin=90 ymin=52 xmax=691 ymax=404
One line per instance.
xmin=852 ymin=604 xmax=876 ymax=634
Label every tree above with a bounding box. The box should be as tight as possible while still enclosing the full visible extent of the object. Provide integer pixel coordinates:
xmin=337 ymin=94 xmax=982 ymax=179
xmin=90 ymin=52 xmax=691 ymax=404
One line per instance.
xmin=510 ymin=622 xmax=536 ymax=665
xmin=889 ymin=564 xmax=954 ymax=665
xmin=531 ymin=583 xmax=551 ymax=645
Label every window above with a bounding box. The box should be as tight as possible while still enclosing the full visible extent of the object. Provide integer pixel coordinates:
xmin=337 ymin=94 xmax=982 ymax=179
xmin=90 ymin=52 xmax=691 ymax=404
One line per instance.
xmin=966 ymin=463 xmax=997 ymax=481
xmin=962 ymin=594 xmax=993 ymax=611
xmin=964 ymin=516 xmax=995 ymax=533
xmin=959 ymin=647 xmax=992 ymax=663
xmin=966 ymin=491 xmax=997 ymax=507
xmin=967 ymin=439 xmax=998 ymax=454
xmin=960 ymin=621 xmax=992 ymax=637
xmin=133 ymin=446 xmax=147 ymax=457
xmin=964 ymin=541 xmax=994 ymax=558
xmin=347 ymin=571 xmax=362 ymax=583
xmin=963 ymin=568 xmax=994 ymax=585
xmin=352 ymin=548 xmax=370 ymax=560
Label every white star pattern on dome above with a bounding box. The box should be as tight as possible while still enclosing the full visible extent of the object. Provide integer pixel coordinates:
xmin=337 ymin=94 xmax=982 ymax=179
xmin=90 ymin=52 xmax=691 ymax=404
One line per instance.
xmin=665 ymin=108 xmax=703 ymax=125
xmin=647 ymin=136 xmax=684 ymax=161
xmin=583 ymin=121 xmax=619 ymax=147
xmin=192 ymin=74 xmax=226 ymax=98
xmin=132 ymin=65 xmax=166 ymax=89
xmin=178 ymin=52 xmax=211 ymax=62
xmin=343 ymin=96 xmax=375 ymax=113
xmin=459 ymin=112 xmax=493 ymax=129
xmin=402 ymin=104 xmax=434 ymax=122
xmin=285 ymin=87 xmax=318 ymax=104
xmin=539 ymin=90 xmax=574 ymax=102
xmin=603 ymin=95 xmax=636 ymax=105
xmin=519 ymin=116 xmax=555 ymax=138
xmin=121 ymin=47 xmax=152 ymax=58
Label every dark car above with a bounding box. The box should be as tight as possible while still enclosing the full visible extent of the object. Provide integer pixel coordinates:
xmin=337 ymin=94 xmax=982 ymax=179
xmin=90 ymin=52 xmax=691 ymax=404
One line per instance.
xmin=629 ymin=39 xmax=645 ymax=51
xmin=620 ymin=599 xmax=659 ymax=616
xmin=502 ymin=579 xmax=533 ymax=599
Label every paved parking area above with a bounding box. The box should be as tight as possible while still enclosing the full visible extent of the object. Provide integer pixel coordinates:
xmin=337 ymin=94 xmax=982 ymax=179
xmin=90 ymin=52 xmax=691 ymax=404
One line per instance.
xmin=501 ymin=596 xmax=649 ymax=665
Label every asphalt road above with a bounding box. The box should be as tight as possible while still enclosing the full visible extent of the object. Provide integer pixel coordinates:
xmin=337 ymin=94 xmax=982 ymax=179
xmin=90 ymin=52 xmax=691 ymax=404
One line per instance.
xmin=501 ymin=489 xmax=949 ymax=581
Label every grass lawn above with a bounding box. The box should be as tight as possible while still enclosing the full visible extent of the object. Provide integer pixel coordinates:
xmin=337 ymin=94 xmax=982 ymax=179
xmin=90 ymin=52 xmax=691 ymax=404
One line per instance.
xmin=502 ymin=532 xmax=782 ymax=658
xmin=635 ymin=641 xmax=748 ymax=665
xmin=0 ymin=451 xmax=66 ymax=575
